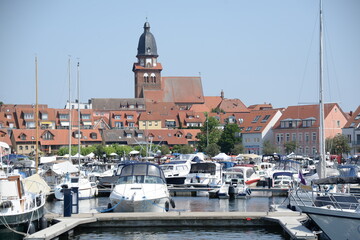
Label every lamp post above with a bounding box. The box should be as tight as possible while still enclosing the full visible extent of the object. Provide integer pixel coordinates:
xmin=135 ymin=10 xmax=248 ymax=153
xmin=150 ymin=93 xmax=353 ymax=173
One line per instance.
xmin=206 ymin=115 xmax=209 ymax=148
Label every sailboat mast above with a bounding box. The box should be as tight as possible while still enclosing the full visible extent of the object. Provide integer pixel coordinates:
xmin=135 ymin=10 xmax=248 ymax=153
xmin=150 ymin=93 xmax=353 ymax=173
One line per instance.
xmin=319 ymin=0 xmax=326 ymax=179
xmin=77 ymin=61 xmax=81 ymax=167
xmin=35 ymin=56 xmax=39 ymax=173
xmin=68 ymin=57 xmax=72 ymax=162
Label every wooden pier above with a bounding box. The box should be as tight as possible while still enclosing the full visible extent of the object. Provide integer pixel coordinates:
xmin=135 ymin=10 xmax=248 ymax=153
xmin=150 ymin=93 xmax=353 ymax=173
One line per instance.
xmin=25 ymin=211 xmax=316 ymax=240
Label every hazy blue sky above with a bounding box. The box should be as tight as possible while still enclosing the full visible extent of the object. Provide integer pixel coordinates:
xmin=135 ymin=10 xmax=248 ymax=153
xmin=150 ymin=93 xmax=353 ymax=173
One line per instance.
xmin=1 ymin=0 xmax=359 ymax=112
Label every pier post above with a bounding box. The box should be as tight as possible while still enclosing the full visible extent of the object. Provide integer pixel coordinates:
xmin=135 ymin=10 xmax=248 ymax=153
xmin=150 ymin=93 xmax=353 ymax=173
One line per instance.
xmin=63 ymin=188 xmax=72 ymax=217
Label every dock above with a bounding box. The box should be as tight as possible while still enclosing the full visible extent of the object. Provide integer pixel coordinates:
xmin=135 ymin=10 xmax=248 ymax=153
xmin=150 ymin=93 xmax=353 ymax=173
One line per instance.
xmin=25 ymin=211 xmax=317 ymax=240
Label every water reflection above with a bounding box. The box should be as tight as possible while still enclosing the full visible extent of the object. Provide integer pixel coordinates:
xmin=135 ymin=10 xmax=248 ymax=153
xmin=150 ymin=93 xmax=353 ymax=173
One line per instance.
xmin=45 ymin=195 xmax=287 ymax=214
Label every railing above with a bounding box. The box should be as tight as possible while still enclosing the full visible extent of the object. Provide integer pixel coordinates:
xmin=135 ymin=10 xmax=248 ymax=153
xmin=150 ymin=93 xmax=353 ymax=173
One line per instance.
xmin=289 ymin=186 xmax=360 ymax=211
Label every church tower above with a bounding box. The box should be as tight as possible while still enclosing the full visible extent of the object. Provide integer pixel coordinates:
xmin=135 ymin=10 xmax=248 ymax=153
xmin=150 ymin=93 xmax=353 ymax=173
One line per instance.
xmin=133 ymin=22 xmax=163 ymax=98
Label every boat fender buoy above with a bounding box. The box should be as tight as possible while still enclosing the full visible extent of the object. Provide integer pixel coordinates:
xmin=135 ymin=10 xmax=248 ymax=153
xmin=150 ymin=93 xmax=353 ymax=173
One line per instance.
xmin=27 ymin=222 xmax=36 ymax=235
xmin=170 ymin=198 xmax=176 ymax=208
xmin=40 ymin=216 xmax=48 ymax=230
xmin=0 ymin=200 xmax=13 ymax=209
xmin=36 ymin=196 xmax=41 ymax=207
xmin=246 ymin=188 xmax=252 ymax=195
xmin=165 ymin=201 xmax=170 ymax=212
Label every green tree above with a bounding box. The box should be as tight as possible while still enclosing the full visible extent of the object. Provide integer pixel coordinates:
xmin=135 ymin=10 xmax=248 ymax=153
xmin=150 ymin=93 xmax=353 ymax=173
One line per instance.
xmin=113 ymin=144 xmax=133 ymax=157
xmin=284 ymin=141 xmax=297 ymax=154
xmin=262 ymin=140 xmax=278 ymax=155
xmin=81 ymin=146 xmax=96 ymax=156
xmin=196 ymin=115 xmax=222 ymax=152
xmin=172 ymin=145 xmax=194 ymax=154
xmin=94 ymin=144 xmax=106 ymax=159
xmin=231 ymin=143 xmax=244 ymax=155
xmin=218 ymin=123 xmax=241 ymax=154
xmin=205 ymin=143 xmax=220 ymax=157
xmin=160 ymin=145 xmax=170 ymax=155
xmin=326 ymin=135 xmax=351 ymax=155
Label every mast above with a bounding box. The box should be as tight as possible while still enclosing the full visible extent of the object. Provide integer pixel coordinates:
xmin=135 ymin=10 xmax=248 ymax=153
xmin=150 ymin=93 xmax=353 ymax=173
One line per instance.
xmin=68 ymin=57 xmax=72 ymax=162
xmin=319 ymin=0 xmax=326 ymax=179
xmin=35 ymin=57 xmax=39 ymax=173
xmin=77 ymin=61 xmax=81 ymax=168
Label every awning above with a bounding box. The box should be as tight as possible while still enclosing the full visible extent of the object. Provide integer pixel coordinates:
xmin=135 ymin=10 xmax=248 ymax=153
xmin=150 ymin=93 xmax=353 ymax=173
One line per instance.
xmin=83 ymin=122 xmax=92 ymax=126
xmin=60 ymin=121 xmax=69 ymax=126
xmin=41 ymin=122 xmax=52 ymax=124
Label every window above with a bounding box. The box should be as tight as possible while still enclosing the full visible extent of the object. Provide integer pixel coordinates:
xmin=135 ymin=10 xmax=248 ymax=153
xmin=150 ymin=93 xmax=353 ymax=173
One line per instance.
xmin=337 ymin=120 xmax=340 ymax=128
xmin=126 ymin=133 xmax=132 ymax=138
xmin=59 ymin=114 xmax=69 ymax=120
xmin=90 ymin=133 xmax=97 ymax=139
xmin=43 ymin=131 xmax=53 ymax=140
xmin=246 ymin=127 xmax=252 ymax=131
xmin=26 ymin=121 xmax=35 ymax=129
xmin=20 ymin=134 xmax=26 ymax=140
xmin=150 ymin=73 xmax=156 ymax=83
xmin=41 ymin=113 xmax=48 ymax=120
xmin=255 ymin=126 xmax=262 ymax=131
xmin=292 ymin=133 xmax=296 ymax=141
xmin=114 ymin=115 xmax=121 ymax=120
xmin=6 ymin=114 xmax=12 ymax=119
xmin=252 ymin=115 xmax=261 ymax=123
xmin=347 ymin=134 xmax=351 ymax=143
xmin=142 ymin=122 xmax=146 ymax=126
xmin=298 ymin=133 xmax=303 ymax=142
xmin=127 ymin=115 xmax=133 ymax=120
xmin=286 ymin=133 xmax=290 ymax=142
xmin=137 ymin=133 xmax=143 ymax=138
xmin=261 ymin=115 xmax=270 ymax=122
xmin=312 ymin=132 xmax=317 ymax=141
xmin=312 ymin=147 xmax=317 ymax=155
xmin=24 ymin=113 xmax=34 ymax=119
xmin=81 ymin=114 xmax=90 ymax=120
xmin=276 ymin=134 xmax=283 ymax=144
xmin=9 ymin=123 xmax=14 ymax=128
xmin=143 ymin=73 xmax=149 ymax=83
xmin=128 ymin=122 xmax=134 ymax=128
xmin=305 ymin=133 xmax=309 ymax=142
xmin=355 ymin=114 xmax=360 ymax=120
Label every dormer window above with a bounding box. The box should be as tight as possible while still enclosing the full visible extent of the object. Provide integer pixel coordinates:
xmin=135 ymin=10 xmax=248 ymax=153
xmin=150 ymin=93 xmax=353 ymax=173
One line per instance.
xmin=261 ymin=115 xmax=270 ymax=123
xmin=42 ymin=131 xmax=54 ymax=140
xmin=24 ymin=113 xmax=34 ymax=119
xmin=252 ymin=115 xmax=261 ymax=123
xmin=90 ymin=132 xmax=97 ymax=139
xmin=114 ymin=115 xmax=121 ymax=120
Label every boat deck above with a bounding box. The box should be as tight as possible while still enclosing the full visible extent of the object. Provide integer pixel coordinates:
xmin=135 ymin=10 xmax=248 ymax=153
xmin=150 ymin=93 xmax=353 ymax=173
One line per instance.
xmin=25 ymin=211 xmax=316 ymax=240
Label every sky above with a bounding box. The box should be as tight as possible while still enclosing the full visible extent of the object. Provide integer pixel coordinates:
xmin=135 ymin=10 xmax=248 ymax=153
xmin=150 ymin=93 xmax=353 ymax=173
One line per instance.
xmin=0 ymin=0 xmax=359 ymax=113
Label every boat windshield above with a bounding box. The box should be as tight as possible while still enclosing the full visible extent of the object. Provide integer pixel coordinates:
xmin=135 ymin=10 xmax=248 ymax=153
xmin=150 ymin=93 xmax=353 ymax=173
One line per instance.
xmin=117 ymin=163 xmax=166 ymax=184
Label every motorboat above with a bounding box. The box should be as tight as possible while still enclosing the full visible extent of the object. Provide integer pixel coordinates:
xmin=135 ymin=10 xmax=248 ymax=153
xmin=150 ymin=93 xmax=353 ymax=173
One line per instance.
xmin=217 ymin=171 xmax=251 ymax=199
xmin=184 ymin=161 xmax=222 ymax=187
xmin=108 ymin=162 xmax=175 ymax=212
xmin=0 ymin=172 xmax=48 ymax=234
xmin=54 ymin=173 xmax=98 ymax=200
xmin=160 ymin=159 xmax=191 ymax=185
xmin=231 ymin=165 xmax=260 ymax=187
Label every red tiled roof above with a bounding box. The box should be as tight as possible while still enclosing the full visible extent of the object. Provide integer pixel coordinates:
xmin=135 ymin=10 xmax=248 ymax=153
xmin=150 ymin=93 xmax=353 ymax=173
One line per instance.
xmin=272 ymin=103 xmax=343 ymax=129
xmin=344 ymin=105 xmax=360 ymax=128
xmin=218 ymin=98 xmax=248 ymax=113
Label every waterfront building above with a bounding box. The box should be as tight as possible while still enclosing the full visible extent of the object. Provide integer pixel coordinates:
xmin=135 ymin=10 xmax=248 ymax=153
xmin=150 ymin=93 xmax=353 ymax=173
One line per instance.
xmin=272 ymin=103 xmax=348 ymax=157
xmin=342 ymin=105 xmax=360 ymax=155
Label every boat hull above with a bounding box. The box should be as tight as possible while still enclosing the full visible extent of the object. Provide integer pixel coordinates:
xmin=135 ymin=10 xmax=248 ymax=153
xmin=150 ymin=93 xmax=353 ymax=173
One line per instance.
xmin=0 ymin=203 xmax=45 ymax=227
xmin=298 ymin=205 xmax=360 ymax=240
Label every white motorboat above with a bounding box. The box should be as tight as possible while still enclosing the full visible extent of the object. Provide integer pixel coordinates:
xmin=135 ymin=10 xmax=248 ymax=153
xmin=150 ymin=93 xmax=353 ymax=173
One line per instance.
xmin=231 ymin=165 xmax=260 ymax=187
xmin=217 ymin=171 xmax=251 ymax=199
xmin=160 ymin=159 xmax=191 ymax=185
xmin=54 ymin=174 xmax=98 ymax=200
xmin=108 ymin=162 xmax=175 ymax=212
xmin=0 ymin=173 xmax=48 ymax=235
xmin=184 ymin=161 xmax=222 ymax=187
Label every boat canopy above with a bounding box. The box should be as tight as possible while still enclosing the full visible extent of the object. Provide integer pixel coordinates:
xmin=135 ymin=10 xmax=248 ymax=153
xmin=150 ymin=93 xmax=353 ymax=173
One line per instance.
xmin=119 ymin=162 xmax=166 ymax=181
xmin=273 ymin=171 xmax=293 ymax=179
xmin=312 ymin=176 xmax=360 ymax=185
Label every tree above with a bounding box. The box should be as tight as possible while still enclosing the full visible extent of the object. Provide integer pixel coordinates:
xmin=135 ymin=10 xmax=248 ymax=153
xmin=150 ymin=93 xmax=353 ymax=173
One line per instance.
xmin=326 ymin=134 xmax=351 ymax=155
xmin=172 ymin=145 xmax=194 ymax=154
xmin=262 ymin=140 xmax=278 ymax=155
xmin=205 ymin=143 xmax=220 ymax=157
xmin=231 ymin=143 xmax=244 ymax=155
xmin=217 ymin=123 xmax=241 ymax=154
xmin=196 ymin=115 xmax=222 ymax=152
xmin=284 ymin=141 xmax=297 ymax=154
xmin=160 ymin=145 xmax=170 ymax=155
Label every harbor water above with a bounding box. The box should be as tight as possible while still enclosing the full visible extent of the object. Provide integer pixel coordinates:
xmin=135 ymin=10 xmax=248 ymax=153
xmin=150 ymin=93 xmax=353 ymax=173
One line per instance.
xmin=43 ymin=193 xmax=289 ymax=240
xmin=1 ymin=193 xmax=290 ymax=239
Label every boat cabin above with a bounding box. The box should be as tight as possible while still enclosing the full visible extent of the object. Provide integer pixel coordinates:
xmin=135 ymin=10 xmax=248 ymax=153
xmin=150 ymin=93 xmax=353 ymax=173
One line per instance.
xmin=117 ymin=163 xmax=166 ymax=184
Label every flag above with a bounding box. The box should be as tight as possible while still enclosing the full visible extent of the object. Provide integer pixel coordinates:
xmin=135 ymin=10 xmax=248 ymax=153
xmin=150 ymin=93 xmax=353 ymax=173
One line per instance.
xmin=298 ymin=170 xmax=306 ymax=185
